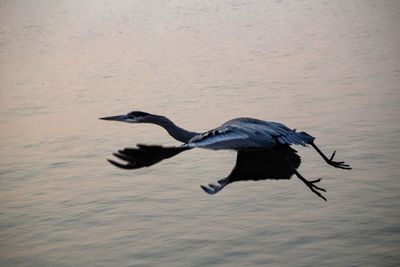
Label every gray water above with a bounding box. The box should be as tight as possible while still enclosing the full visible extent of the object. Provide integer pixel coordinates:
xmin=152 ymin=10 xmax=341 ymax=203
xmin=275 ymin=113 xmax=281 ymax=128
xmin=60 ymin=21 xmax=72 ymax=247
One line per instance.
xmin=1 ymin=1 xmax=400 ymax=266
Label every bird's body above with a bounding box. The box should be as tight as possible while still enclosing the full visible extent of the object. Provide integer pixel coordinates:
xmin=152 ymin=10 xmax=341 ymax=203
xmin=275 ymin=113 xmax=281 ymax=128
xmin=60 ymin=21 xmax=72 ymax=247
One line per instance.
xmin=100 ymin=111 xmax=351 ymax=201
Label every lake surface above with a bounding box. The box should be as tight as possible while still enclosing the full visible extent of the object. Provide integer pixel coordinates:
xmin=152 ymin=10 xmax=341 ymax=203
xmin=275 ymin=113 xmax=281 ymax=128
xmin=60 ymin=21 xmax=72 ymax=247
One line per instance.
xmin=1 ymin=1 xmax=399 ymax=266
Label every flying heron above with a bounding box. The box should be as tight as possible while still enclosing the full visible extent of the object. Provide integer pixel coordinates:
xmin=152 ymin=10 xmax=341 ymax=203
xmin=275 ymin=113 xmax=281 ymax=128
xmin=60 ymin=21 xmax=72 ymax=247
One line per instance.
xmin=100 ymin=111 xmax=351 ymax=201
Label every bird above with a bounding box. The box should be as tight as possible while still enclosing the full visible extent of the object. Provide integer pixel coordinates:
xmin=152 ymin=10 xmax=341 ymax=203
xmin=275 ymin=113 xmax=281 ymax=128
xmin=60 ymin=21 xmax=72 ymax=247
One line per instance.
xmin=100 ymin=111 xmax=351 ymax=201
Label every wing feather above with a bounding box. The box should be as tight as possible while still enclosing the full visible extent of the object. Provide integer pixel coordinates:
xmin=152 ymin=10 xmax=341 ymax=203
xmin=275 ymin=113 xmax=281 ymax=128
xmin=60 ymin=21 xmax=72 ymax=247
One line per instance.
xmin=187 ymin=127 xmax=249 ymax=148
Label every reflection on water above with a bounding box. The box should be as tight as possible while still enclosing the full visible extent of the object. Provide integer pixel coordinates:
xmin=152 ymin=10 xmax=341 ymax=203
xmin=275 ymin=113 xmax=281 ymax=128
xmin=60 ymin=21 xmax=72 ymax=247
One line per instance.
xmin=1 ymin=1 xmax=399 ymax=266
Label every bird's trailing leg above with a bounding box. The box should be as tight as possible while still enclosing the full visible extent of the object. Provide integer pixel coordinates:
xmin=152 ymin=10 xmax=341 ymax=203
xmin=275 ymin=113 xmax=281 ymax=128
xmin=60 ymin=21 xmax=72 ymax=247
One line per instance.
xmin=290 ymin=167 xmax=327 ymax=201
xmin=311 ymin=143 xmax=351 ymax=170
xmin=201 ymin=177 xmax=230 ymax=195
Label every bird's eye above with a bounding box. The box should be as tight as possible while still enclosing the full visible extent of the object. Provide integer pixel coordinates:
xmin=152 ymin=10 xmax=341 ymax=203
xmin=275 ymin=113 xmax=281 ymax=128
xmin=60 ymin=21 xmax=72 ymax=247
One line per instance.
xmin=127 ymin=111 xmax=149 ymax=118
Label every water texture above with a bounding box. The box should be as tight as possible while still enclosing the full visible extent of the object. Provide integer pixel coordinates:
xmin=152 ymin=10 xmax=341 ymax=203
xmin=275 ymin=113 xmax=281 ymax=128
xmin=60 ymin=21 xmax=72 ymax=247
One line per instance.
xmin=1 ymin=1 xmax=399 ymax=266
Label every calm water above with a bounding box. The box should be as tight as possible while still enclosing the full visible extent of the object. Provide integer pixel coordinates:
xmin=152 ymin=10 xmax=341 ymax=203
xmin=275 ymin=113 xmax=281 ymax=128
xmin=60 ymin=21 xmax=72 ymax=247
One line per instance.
xmin=1 ymin=1 xmax=400 ymax=266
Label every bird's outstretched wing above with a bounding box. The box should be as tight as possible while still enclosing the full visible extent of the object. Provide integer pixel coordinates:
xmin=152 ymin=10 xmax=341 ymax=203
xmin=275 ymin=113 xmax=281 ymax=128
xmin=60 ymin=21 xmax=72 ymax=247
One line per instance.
xmin=108 ymin=145 xmax=190 ymax=169
xmin=187 ymin=118 xmax=315 ymax=150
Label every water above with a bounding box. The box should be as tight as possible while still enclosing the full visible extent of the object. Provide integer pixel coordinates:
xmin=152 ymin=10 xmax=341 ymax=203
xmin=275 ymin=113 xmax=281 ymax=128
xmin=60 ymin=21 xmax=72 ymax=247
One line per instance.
xmin=1 ymin=1 xmax=399 ymax=266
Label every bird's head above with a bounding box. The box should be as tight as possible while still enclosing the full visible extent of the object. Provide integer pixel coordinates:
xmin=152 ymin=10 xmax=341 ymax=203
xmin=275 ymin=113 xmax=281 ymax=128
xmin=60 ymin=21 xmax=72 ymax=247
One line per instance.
xmin=99 ymin=111 xmax=156 ymax=123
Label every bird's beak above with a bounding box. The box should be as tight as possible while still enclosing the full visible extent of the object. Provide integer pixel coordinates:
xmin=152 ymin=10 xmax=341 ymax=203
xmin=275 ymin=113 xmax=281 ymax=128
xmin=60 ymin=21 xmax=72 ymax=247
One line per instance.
xmin=99 ymin=115 xmax=135 ymax=122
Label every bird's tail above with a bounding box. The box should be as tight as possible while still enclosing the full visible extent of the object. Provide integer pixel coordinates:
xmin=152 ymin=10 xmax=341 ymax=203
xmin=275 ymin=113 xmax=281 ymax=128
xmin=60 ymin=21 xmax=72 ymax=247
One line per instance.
xmin=107 ymin=144 xmax=190 ymax=170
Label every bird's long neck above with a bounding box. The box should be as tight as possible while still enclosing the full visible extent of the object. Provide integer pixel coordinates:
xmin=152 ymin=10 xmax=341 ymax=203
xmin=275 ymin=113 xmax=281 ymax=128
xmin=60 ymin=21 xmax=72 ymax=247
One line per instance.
xmin=151 ymin=116 xmax=199 ymax=143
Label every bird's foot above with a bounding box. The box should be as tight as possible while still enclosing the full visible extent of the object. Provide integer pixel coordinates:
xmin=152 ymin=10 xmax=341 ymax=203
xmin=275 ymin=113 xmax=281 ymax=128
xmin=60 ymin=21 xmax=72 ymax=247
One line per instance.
xmin=327 ymin=151 xmax=352 ymax=170
xmin=303 ymin=178 xmax=327 ymax=201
